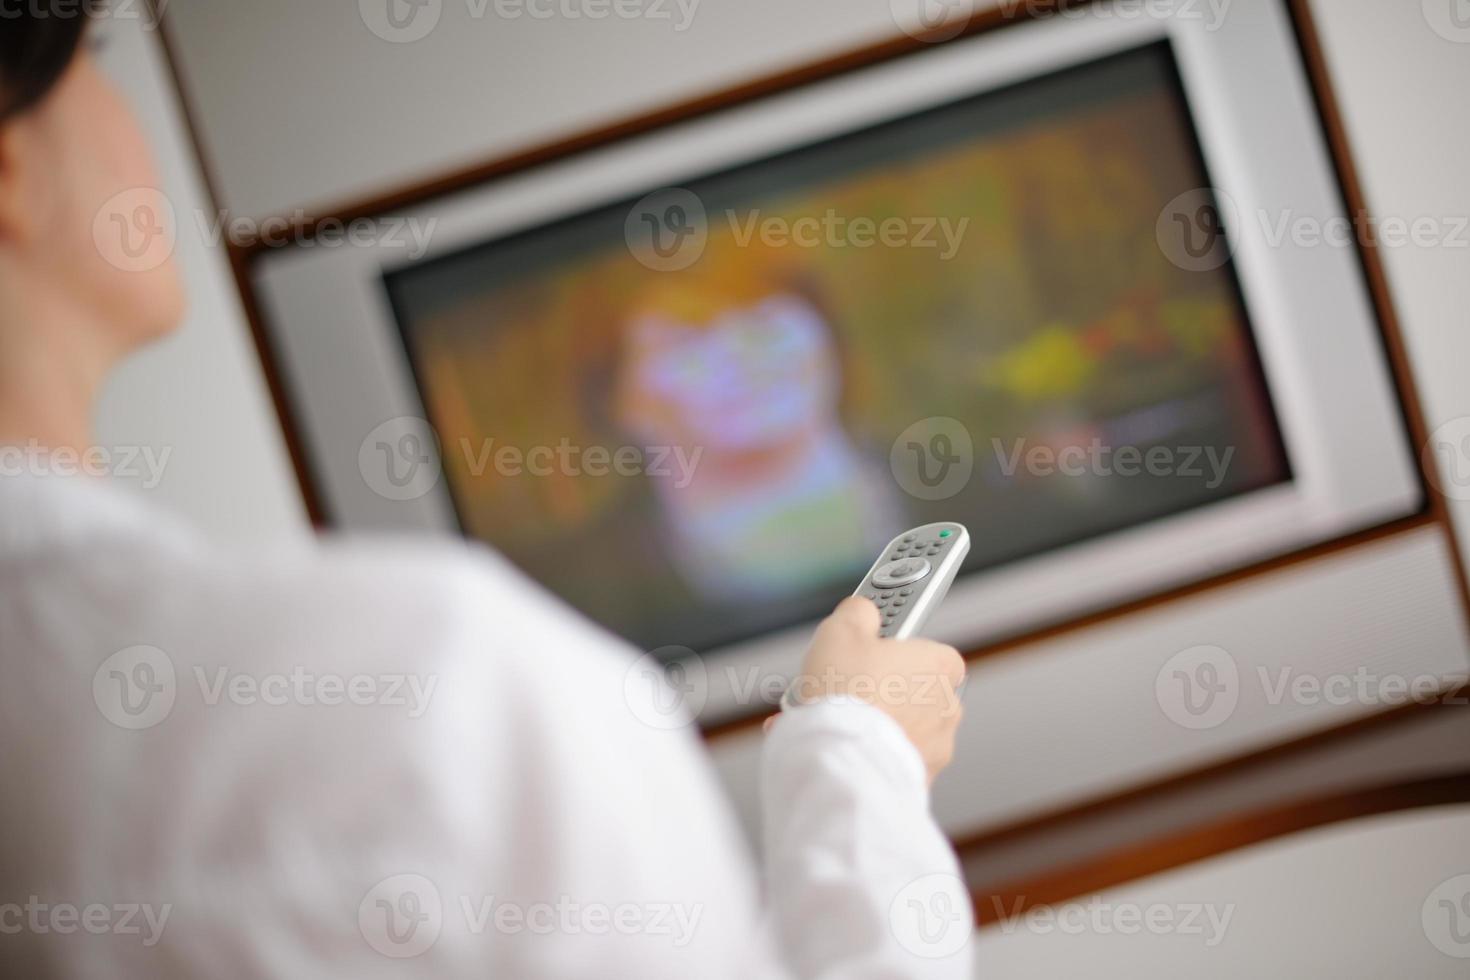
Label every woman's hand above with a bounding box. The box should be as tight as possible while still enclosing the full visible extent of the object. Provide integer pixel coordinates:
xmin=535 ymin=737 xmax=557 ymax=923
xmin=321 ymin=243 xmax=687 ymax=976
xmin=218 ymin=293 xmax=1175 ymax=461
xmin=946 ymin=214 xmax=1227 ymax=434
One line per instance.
xmin=778 ymin=596 xmax=967 ymax=784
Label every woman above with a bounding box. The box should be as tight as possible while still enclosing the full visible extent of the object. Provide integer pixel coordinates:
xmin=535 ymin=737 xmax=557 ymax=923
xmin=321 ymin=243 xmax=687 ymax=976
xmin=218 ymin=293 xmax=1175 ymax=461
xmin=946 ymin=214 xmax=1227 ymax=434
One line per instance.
xmin=0 ymin=14 xmax=971 ymax=978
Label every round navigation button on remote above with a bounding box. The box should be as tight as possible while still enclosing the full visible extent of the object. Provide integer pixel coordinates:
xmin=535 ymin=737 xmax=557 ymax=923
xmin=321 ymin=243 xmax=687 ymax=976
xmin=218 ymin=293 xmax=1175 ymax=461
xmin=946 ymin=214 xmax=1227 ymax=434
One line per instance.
xmin=872 ymin=557 xmax=931 ymax=588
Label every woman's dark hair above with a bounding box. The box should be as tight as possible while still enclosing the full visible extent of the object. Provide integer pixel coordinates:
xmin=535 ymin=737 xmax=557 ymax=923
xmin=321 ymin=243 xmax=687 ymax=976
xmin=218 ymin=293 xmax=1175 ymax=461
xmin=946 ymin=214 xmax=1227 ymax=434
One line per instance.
xmin=0 ymin=12 xmax=88 ymax=122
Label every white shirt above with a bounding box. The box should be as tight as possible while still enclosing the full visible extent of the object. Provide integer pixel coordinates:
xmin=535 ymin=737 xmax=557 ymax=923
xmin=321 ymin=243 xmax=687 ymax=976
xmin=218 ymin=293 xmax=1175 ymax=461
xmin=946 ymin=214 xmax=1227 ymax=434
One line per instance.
xmin=0 ymin=472 xmax=974 ymax=978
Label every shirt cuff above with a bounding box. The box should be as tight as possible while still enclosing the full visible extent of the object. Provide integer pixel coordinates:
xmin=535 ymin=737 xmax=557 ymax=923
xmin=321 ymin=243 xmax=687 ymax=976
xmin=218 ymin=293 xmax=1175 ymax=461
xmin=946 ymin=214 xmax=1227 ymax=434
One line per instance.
xmin=767 ymin=695 xmax=929 ymax=797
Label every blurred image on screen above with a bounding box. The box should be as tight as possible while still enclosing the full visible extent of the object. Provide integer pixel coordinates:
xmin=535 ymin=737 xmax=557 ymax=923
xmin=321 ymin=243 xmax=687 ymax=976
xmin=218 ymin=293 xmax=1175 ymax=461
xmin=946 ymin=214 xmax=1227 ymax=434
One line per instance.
xmin=384 ymin=42 xmax=1289 ymax=654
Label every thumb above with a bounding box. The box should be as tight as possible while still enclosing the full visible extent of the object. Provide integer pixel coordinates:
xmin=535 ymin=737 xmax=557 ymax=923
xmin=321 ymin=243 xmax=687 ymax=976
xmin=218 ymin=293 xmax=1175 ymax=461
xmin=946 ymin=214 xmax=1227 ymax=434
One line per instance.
xmin=827 ymin=595 xmax=881 ymax=636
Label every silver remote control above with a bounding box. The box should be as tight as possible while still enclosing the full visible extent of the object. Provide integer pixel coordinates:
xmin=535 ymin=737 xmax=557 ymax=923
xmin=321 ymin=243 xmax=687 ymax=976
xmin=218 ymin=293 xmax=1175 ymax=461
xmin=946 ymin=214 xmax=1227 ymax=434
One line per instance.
xmin=855 ymin=522 xmax=971 ymax=640
xmin=782 ymin=522 xmax=970 ymax=711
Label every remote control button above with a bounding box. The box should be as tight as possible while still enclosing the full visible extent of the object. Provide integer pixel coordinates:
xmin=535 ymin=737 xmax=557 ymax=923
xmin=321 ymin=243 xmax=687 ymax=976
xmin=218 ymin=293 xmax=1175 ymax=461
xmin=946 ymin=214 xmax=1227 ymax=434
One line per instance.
xmin=892 ymin=598 xmax=906 ymax=607
xmin=875 ymin=600 xmax=888 ymax=608
xmin=900 ymin=588 xmax=913 ymax=596
xmin=903 ymin=534 xmax=915 ymax=541
xmin=872 ymin=557 xmax=931 ymax=588
xmin=939 ymin=529 xmax=953 ymax=538
xmin=881 ymin=591 xmax=894 ymax=598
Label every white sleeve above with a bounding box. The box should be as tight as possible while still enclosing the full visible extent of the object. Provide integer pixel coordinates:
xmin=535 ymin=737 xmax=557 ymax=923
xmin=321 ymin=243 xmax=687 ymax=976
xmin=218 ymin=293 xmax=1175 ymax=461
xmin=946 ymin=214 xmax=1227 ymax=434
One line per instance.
xmin=413 ymin=560 xmax=975 ymax=980
xmin=761 ymin=699 xmax=977 ymax=978
xmin=114 ymin=545 xmax=973 ymax=980
xmin=404 ymin=562 xmax=977 ymax=980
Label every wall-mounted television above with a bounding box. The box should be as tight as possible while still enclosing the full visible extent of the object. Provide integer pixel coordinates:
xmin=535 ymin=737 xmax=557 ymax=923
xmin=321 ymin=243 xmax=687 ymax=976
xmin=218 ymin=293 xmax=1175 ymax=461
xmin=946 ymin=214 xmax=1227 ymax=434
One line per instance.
xmin=255 ymin=0 xmax=1421 ymax=726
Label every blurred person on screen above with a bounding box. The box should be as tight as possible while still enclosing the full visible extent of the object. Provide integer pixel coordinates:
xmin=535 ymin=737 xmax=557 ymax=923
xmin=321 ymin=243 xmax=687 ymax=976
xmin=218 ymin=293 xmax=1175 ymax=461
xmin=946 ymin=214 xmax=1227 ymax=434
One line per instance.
xmin=614 ymin=257 xmax=900 ymax=604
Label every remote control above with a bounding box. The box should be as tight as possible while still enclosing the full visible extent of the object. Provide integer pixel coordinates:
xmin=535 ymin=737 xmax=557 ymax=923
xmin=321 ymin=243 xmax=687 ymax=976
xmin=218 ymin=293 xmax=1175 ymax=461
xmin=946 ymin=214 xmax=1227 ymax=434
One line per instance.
xmin=855 ymin=522 xmax=971 ymax=640
xmin=782 ymin=522 xmax=970 ymax=711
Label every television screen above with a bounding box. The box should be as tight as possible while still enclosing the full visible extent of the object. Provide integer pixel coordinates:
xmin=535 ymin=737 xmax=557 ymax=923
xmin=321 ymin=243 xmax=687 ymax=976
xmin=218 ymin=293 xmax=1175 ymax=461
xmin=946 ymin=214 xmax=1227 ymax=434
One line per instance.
xmin=383 ymin=41 xmax=1290 ymax=656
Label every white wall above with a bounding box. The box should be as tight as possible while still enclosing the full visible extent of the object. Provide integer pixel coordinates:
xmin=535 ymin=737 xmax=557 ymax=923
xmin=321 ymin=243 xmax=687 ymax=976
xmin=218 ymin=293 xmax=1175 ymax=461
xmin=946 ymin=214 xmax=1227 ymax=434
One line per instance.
xmin=973 ymin=805 xmax=1470 ymax=979
xmin=163 ymin=0 xmax=904 ymax=219
xmin=93 ymin=17 xmax=307 ymax=541
xmin=1308 ymin=1 xmax=1470 ymax=565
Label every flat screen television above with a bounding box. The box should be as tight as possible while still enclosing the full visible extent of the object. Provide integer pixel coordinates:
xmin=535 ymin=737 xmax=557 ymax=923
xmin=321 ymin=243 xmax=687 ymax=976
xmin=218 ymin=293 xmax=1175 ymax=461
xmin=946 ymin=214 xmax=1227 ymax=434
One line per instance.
xmin=381 ymin=42 xmax=1288 ymax=657
xmin=254 ymin=0 xmax=1420 ymax=724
